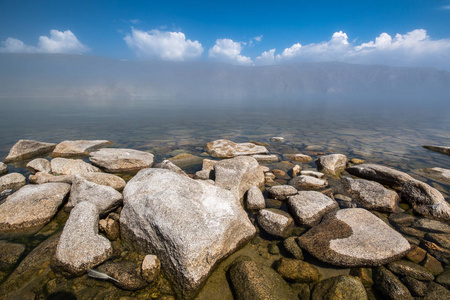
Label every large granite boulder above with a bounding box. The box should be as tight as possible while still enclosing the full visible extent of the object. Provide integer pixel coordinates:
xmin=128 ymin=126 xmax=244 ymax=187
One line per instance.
xmin=52 ymin=140 xmax=112 ymax=157
xmin=51 ymin=158 xmax=100 ymax=175
xmin=214 ymin=156 xmax=265 ymax=201
xmin=4 ymin=139 xmax=56 ymax=163
xmin=89 ymin=148 xmax=154 ymax=172
xmin=0 ymin=162 xmax=8 ymax=176
xmin=120 ymin=168 xmax=255 ymax=299
xmin=342 ymin=177 xmax=399 ymax=212
xmin=0 ymin=173 xmax=26 ymax=193
xmin=287 ymin=191 xmax=338 ymax=227
xmin=402 ymin=180 xmax=450 ymax=222
xmin=346 ymin=164 xmax=414 ymax=189
xmin=26 ymin=158 xmax=51 ymax=174
xmin=66 ymin=175 xmax=123 ymax=216
xmin=423 ymin=145 xmax=450 ymax=156
xmin=55 ymin=201 xmax=113 ymax=275
xmin=315 ymin=154 xmax=347 ymax=176
xmin=297 ymin=208 xmax=410 ymax=267
xmin=311 ymin=275 xmax=368 ymax=300
xmin=289 ymin=175 xmax=328 ymax=190
xmin=206 ymin=139 xmax=268 ymax=158
xmin=0 ymin=183 xmax=70 ymax=234
xmin=228 ymin=259 xmax=297 ymax=300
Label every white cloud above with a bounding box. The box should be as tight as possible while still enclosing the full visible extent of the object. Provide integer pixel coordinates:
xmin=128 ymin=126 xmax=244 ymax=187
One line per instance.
xmin=124 ymin=28 xmax=203 ymax=60
xmin=253 ymin=35 xmax=263 ymax=42
xmin=0 ymin=30 xmax=89 ymax=54
xmin=441 ymin=5 xmax=450 ymax=10
xmin=255 ymin=29 xmax=450 ymax=69
xmin=208 ymin=38 xmax=252 ymax=65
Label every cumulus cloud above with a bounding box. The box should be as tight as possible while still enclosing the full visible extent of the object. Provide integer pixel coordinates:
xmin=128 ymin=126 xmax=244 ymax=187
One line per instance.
xmin=255 ymin=29 xmax=450 ymax=69
xmin=0 ymin=30 xmax=89 ymax=54
xmin=208 ymin=38 xmax=252 ymax=65
xmin=124 ymin=28 xmax=203 ymax=60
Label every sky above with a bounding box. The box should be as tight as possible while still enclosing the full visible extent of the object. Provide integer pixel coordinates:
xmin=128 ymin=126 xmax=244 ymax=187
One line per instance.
xmin=1 ymin=0 xmax=450 ymax=69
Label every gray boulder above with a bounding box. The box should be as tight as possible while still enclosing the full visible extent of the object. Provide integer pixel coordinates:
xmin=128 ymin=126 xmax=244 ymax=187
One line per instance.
xmin=89 ymin=148 xmax=155 ymax=172
xmin=66 ymin=175 xmax=123 ymax=216
xmin=214 ymin=156 xmax=265 ymax=201
xmin=0 ymin=173 xmax=26 ymax=193
xmin=311 ymin=275 xmax=368 ymax=300
xmin=343 ymin=177 xmax=399 ymax=212
xmin=423 ymin=145 xmax=450 ymax=156
xmin=287 ymin=191 xmax=338 ymax=227
xmin=52 ymin=140 xmax=112 ymax=157
xmin=297 ymin=208 xmax=410 ymax=267
xmin=245 ymin=185 xmax=265 ymax=210
xmin=346 ymin=163 xmax=414 ymax=189
xmin=315 ymin=154 xmax=347 ymax=176
xmin=402 ymin=179 xmax=450 ymax=221
xmin=120 ymin=168 xmax=255 ymax=299
xmin=267 ymin=185 xmax=298 ymax=200
xmin=289 ymin=175 xmax=328 ymax=190
xmin=26 ymin=158 xmax=51 ymax=173
xmin=51 ymin=157 xmax=100 ymax=175
xmin=0 ymin=183 xmax=70 ymax=234
xmin=55 ymin=201 xmax=113 ymax=275
xmin=0 ymin=162 xmax=8 ymax=176
xmin=205 ymin=139 xmax=268 ymax=158
xmin=257 ymin=209 xmax=294 ymax=238
xmin=4 ymin=139 xmax=56 ymax=163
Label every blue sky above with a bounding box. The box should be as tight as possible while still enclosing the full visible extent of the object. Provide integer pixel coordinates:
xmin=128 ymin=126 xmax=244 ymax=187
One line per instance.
xmin=1 ymin=0 xmax=450 ymax=69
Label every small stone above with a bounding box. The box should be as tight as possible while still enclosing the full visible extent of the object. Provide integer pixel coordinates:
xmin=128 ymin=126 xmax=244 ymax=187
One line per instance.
xmin=252 ymin=154 xmax=279 ymax=163
xmin=274 ymin=258 xmax=320 ymax=283
xmin=257 ymin=209 xmax=294 ymax=239
xmin=311 ymin=275 xmax=367 ymax=300
xmin=421 ymin=253 xmax=444 ymax=276
xmin=97 ymin=261 xmax=148 ymax=290
xmin=89 ymin=148 xmax=155 ymax=173
xmin=26 ymin=158 xmax=51 ymax=173
xmin=372 ymin=266 xmax=413 ymax=300
xmin=400 ymin=276 xmax=429 ymax=297
xmin=289 ymin=175 xmax=328 ymax=190
xmin=267 ymin=185 xmax=298 ymax=200
xmin=287 ymin=191 xmax=338 ymax=227
xmin=283 ymin=154 xmax=312 ymax=163
xmin=246 ymin=185 xmax=265 ymax=210
xmin=270 ymin=137 xmax=285 ymax=143
xmin=397 ymin=226 xmax=425 ymax=238
xmin=168 ymin=153 xmax=203 ymax=169
xmin=195 ymin=169 xmax=212 ymax=180
xmin=389 ymin=213 xmax=415 ymax=226
xmin=268 ymin=243 xmax=280 ymax=255
xmin=283 ymin=237 xmax=303 ymax=259
xmin=349 ymin=158 xmax=365 ymax=164
xmin=52 ymin=140 xmax=112 ymax=157
xmin=98 ymin=216 xmax=120 ymax=241
xmin=201 ymin=159 xmax=216 ymax=171
xmin=315 ymin=154 xmax=347 ymax=175
xmin=272 ymin=169 xmax=290 ymax=179
xmin=141 ymin=255 xmax=161 ymax=283
xmin=0 ymin=173 xmax=26 ymax=193
xmin=386 ymin=260 xmax=434 ymax=281
xmin=0 ymin=162 xmax=7 ymax=176
xmin=265 ymin=172 xmax=276 ymax=181
xmin=405 ymin=245 xmax=427 ymax=264
xmin=291 ymin=165 xmax=301 ymax=177
xmin=5 ymin=139 xmax=56 ymax=163
xmin=421 ymin=241 xmax=450 ymax=263
xmin=300 ymin=170 xmax=324 ymax=178
xmin=51 ymin=158 xmax=100 ymax=175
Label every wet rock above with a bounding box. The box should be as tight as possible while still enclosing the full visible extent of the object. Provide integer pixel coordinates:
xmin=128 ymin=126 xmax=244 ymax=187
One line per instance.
xmin=26 ymin=158 xmax=51 ymax=173
xmin=346 ymin=163 xmax=414 ymax=189
xmin=287 ymin=191 xmax=338 ymax=227
xmin=270 ymin=137 xmax=285 ymax=143
xmin=283 ymin=237 xmax=303 ymax=259
xmin=52 ymin=140 xmax=112 ymax=157
xmin=141 ymin=254 xmax=161 ymax=283
xmin=99 ymin=215 xmax=120 ymax=241
xmin=423 ymin=282 xmax=450 ymax=300
xmin=0 ymin=183 xmax=70 ymax=234
xmin=214 ymin=156 xmax=265 ymax=201
xmin=283 ymin=154 xmax=312 ymax=163
xmin=372 ymin=266 xmax=413 ymax=300
xmin=90 ymin=148 xmax=155 ymax=173
xmin=421 ymin=240 xmax=450 ymax=262
xmin=206 ymin=139 xmax=268 ymax=158
xmin=412 ymin=218 xmax=450 ymax=233
xmin=55 ymin=201 xmax=113 ymax=276
xmin=297 ymin=208 xmax=410 ymax=267
xmin=436 ymin=269 xmax=450 ymax=289
xmin=389 ymin=213 xmax=415 ymax=226
xmin=349 ymin=158 xmax=365 ymax=164
xmin=0 ymin=162 xmax=7 ymax=176
xmin=156 ymin=160 xmax=188 ymax=176
xmin=425 ymin=233 xmax=450 ymax=250
xmin=0 ymin=240 xmax=26 ymax=270
xmin=342 ymin=177 xmax=399 ymax=212
xmin=272 ymin=169 xmax=290 ymax=180
xmin=268 ymin=243 xmax=280 ymax=254
xmin=400 ymin=276 xmax=428 ymax=297
xmin=311 ymin=275 xmax=367 ymax=300
xmin=245 ymin=185 xmax=265 ymax=210
xmin=168 ymin=153 xmax=203 ymax=169
xmin=51 ymin=157 xmax=100 ymax=175
xmin=4 ymin=139 xmax=56 ymax=163
xmin=405 ymin=245 xmax=427 ymax=263
xmin=418 ymin=167 xmax=450 ymax=185
xmin=97 ymin=261 xmax=148 ymax=290
xmin=252 ymin=154 xmax=279 ymax=163
xmin=315 ymin=154 xmax=347 ymax=176
xmin=421 ymin=253 xmax=444 ymax=276
xmin=291 ymin=283 xmax=310 ymax=300
xmin=66 ymin=175 xmax=122 ymax=216
xmin=386 ymin=260 xmax=434 ymax=281
xmin=291 ymin=165 xmax=301 ymax=177
xmin=275 ymin=258 xmax=320 ymax=283
xmin=228 ymin=259 xmax=297 ymax=300
xmin=289 ymin=175 xmax=328 ymax=190
xmin=300 ymin=170 xmax=324 ymax=178
xmin=402 ymin=180 xmax=450 ymax=221
xmin=349 ymin=268 xmax=373 ymax=287
xmin=0 ymin=173 xmax=26 ymax=193
xmin=422 ymin=145 xmax=450 ymax=156
xmin=120 ymin=168 xmax=255 ymax=299
xmin=257 ymin=208 xmax=294 ymax=238
xmin=267 ymin=185 xmax=298 ymax=200
xmin=28 ymin=172 xmax=72 ymax=184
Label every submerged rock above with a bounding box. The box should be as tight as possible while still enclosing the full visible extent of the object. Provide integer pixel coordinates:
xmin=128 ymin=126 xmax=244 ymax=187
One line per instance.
xmin=289 ymin=175 xmax=328 ymax=190
xmin=205 ymin=139 xmax=268 ymax=158
xmin=4 ymin=139 xmax=56 ymax=163
xmin=311 ymin=275 xmax=367 ymax=300
xmin=0 ymin=240 xmax=26 ymax=270
xmin=274 ymin=258 xmax=320 ymax=283
xmin=287 ymin=191 xmax=338 ymax=227
xmin=90 ymin=148 xmax=155 ymax=172
xmin=257 ymin=209 xmax=294 ymax=238
xmin=51 ymin=157 xmax=100 ymax=175
xmin=422 ymin=145 xmax=450 ymax=156
xmin=283 ymin=154 xmax=312 ymax=163
xmin=270 ymin=137 xmax=285 ymax=143
xmin=418 ymin=167 xmax=450 ymax=185
xmin=252 ymin=154 xmax=279 ymax=163
xmin=141 ymin=255 xmax=161 ymax=283
xmin=120 ymin=168 xmax=255 ymax=299
xmin=55 ymin=201 xmax=113 ymax=276
xmin=0 ymin=162 xmax=7 ymax=176
xmin=0 ymin=173 xmax=26 ymax=193
xmin=346 ymin=163 xmax=414 ymax=189
xmin=386 ymin=260 xmax=434 ymax=281
xmin=402 ymin=179 xmax=450 ymax=221
xmin=26 ymin=158 xmax=51 ymax=173
xmin=0 ymin=183 xmax=70 ymax=234
xmin=315 ymin=154 xmax=347 ymax=176
xmin=97 ymin=261 xmax=148 ymax=290
xmin=412 ymin=218 xmax=450 ymax=233
xmin=300 ymin=170 xmax=324 ymax=178
xmin=297 ymin=208 xmax=410 ymax=267
xmin=52 ymin=140 xmax=112 ymax=157
xmin=372 ymin=266 xmax=413 ymax=300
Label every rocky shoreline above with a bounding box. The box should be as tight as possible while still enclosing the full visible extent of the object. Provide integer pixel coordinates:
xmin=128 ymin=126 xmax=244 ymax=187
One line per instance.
xmin=0 ymin=138 xmax=449 ymax=299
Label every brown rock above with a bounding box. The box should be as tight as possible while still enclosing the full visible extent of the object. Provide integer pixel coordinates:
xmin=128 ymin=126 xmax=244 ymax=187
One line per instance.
xmin=5 ymin=140 xmax=56 ymax=163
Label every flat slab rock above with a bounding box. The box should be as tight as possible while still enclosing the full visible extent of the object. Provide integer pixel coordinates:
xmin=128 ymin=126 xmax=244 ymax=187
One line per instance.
xmin=287 ymin=191 xmax=338 ymax=227
xmin=4 ymin=139 xmax=56 ymax=163
xmin=346 ymin=163 xmax=414 ymax=189
xmin=51 ymin=157 xmax=100 ymax=175
xmin=120 ymin=168 xmax=255 ymax=299
xmin=52 ymin=140 xmax=113 ymax=157
xmin=289 ymin=175 xmax=328 ymax=190
xmin=206 ymin=139 xmax=268 ymax=158
xmin=0 ymin=173 xmax=26 ymax=193
xmin=297 ymin=208 xmax=410 ymax=267
xmin=423 ymin=145 xmax=450 ymax=156
xmin=89 ymin=148 xmax=155 ymax=172
xmin=0 ymin=183 xmax=70 ymax=234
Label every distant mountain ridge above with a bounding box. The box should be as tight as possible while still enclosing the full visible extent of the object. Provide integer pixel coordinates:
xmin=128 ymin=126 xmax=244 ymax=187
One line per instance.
xmin=1 ymin=53 xmax=449 ymax=102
